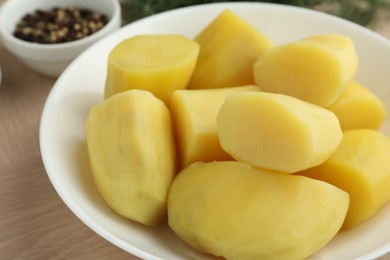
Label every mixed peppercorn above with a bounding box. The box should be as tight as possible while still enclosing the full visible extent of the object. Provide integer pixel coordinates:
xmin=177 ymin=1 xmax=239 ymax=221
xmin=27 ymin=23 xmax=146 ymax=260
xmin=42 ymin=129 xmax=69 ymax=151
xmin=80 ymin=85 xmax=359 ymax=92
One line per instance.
xmin=13 ymin=6 xmax=109 ymax=44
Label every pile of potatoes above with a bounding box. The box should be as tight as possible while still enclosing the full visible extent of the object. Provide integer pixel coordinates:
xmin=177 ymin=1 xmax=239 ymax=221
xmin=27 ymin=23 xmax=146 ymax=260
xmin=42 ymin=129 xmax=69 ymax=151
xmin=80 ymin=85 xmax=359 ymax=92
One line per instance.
xmin=85 ymin=9 xmax=390 ymax=260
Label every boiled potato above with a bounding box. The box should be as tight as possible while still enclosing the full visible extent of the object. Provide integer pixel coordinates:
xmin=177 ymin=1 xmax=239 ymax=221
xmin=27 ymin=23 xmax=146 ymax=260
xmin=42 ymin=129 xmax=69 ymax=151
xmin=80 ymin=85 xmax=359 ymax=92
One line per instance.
xmin=327 ymin=81 xmax=386 ymax=130
xmin=85 ymin=90 xmax=177 ymax=226
xmin=187 ymin=9 xmax=272 ymax=89
xmin=298 ymin=129 xmax=390 ymax=229
xmin=217 ymin=91 xmax=343 ymax=173
xmin=299 ymin=129 xmax=390 ymax=229
xmin=253 ymin=34 xmax=358 ymax=107
xmin=104 ymin=34 xmax=199 ymax=103
xmin=168 ymin=161 xmax=349 ymax=260
xmin=169 ymin=85 xmax=260 ymax=168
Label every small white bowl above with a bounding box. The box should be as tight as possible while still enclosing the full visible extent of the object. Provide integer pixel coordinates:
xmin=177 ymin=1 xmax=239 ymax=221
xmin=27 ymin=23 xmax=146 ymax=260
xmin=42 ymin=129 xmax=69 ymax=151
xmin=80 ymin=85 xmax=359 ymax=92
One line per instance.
xmin=0 ymin=0 xmax=121 ymax=77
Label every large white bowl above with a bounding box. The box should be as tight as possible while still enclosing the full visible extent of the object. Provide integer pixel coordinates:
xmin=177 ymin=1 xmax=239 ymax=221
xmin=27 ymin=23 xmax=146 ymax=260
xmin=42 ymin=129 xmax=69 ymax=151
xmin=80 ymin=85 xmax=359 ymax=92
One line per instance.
xmin=40 ymin=3 xmax=390 ymax=259
xmin=0 ymin=0 xmax=121 ymax=77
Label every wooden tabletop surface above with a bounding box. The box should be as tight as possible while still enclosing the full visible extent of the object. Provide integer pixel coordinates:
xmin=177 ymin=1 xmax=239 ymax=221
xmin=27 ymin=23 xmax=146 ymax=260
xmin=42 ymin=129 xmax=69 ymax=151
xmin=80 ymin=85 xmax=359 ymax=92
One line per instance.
xmin=0 ymin=1 xmax=390 ymax=259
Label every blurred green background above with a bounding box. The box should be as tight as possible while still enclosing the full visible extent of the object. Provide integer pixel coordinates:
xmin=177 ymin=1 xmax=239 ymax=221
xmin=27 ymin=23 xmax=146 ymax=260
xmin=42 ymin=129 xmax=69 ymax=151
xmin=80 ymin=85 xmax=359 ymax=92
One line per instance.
xmin=120 ymin=0 xmax=390 ymax=28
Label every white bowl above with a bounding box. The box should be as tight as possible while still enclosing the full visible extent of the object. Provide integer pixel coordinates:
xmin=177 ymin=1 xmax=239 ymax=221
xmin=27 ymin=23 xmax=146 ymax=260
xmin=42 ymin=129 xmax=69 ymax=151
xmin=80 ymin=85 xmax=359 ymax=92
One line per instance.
xmin=40 ymin=2 xmax=390 ymax=259
xmin=0 ymin=0 xmax=121 ymax=77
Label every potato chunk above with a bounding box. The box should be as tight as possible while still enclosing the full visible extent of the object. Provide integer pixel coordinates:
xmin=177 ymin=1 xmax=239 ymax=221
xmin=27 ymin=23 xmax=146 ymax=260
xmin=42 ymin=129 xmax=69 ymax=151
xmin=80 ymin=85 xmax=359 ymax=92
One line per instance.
xmin=168 ymin=161 xmax=349 ymax=260
xmin=187 ymin=9 xmax=272 ymax=89
xmin=298 ymin=129 xmax=390 ymax=229
xmin=85 ymin=90 xmax=177 ymax=226
xmin=104 ymin=34 xmax=199 ymax=103
xmin=217 ymin=91 xmax=343 ymax=173
xmin=327 ymin=81 xmax=386 ymax=130
xmin=253 ymin=34 xmax=358 ymax=107
xmin=169 ymin=85 xmax=260 ymax=168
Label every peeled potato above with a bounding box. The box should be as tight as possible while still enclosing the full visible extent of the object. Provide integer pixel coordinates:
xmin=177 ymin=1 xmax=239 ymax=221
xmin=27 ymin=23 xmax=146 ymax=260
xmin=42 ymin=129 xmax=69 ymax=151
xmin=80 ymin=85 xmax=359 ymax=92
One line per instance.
xmin=169 ymin=85 xmax=260 ymax=168
xmin=104 ymin=34 xmax=199 ymax=103
xmin=217 ymin=91 xmax=343 ymax=173
xmin=298 ymin=129 xmax=390 ymax=229
xmin=187 ymin=9 xmax=273 ymax=89
xmin=85 ymin=89 xmax=177 ymax=226
xmin=327 ymin=81 xmax=386 ymax=130
xmin=253 ymin=34 xmax=358 ymax=107
xmin=168 ymin=161 xmax=349 ymax=260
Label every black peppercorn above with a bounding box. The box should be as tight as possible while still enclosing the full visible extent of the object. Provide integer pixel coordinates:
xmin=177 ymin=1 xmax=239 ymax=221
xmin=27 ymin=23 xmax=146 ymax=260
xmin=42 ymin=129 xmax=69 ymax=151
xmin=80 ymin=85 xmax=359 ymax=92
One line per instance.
xmin=13 ymin=6 xmax=109 ymax=44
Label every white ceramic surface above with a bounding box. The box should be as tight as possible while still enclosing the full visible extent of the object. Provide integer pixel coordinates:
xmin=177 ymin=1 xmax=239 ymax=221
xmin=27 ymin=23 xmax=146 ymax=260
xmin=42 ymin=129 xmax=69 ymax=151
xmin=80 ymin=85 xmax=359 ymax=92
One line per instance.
xmin=0 ymin=0 xmax=121 ymax=77
xmin=40 ymin=3 xmax=390 ymax=260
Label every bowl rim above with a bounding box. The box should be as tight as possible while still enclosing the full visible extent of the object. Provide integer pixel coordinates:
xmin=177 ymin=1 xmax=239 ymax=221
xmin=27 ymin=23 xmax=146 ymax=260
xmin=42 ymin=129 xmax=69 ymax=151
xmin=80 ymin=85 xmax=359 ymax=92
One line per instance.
xmin=0 ymin=0 xmax=121 ymax=51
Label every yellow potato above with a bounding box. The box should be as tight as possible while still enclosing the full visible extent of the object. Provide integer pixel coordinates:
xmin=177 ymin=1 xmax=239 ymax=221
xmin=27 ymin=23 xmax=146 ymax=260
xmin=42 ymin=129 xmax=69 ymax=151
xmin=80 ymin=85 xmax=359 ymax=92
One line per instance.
xmin=168 ymin=161 xmax=349 ymax=260
xmin=169 ymin=85 xmax=260 ymax=168
xmin=85 ymin=90 xmax=177 ymax=226
xmin=253 ymin=34 xmax=358 ymax=107
xmin=187 ymin=9 xmax=272 ymax=89
xmin=327 ymin=81 xmax=386 ymax=130
xmin=217 ymin=91 xmax=343 ymax=173
xmin=298 ymin=129 xmax=390 ymax=229
xmin=104 ymin=34 xmax=199 ymax=103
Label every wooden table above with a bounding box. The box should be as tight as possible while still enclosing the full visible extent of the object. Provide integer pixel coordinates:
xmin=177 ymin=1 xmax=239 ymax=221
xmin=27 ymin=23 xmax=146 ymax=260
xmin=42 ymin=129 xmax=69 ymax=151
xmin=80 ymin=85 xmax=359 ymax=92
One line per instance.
xmin=0 ymin=1 xmax=389 ymax=259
